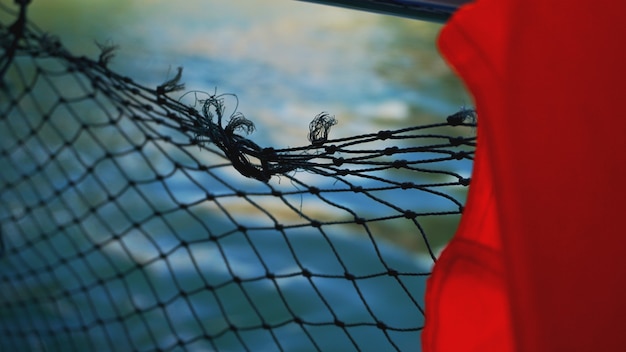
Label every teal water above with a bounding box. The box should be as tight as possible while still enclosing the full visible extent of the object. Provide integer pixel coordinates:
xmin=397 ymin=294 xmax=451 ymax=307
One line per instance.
xmin=24 ymin=0 xmax=472 ymax=250
xmin=1 ymin=1 xmax=471 ymax=350
xmin=29 ymin=0 xmax=470 ymax=144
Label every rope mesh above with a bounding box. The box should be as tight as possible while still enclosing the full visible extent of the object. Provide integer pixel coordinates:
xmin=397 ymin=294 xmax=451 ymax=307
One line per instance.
xmin=0 ymin=2 xmax=475 ymax=351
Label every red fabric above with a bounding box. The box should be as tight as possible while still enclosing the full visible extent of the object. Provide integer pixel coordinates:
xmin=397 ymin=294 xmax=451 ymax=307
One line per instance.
xmin=423 ymin=0 xmax=626 ymax=351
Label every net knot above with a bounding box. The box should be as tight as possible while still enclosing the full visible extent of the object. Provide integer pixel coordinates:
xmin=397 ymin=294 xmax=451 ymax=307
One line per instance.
xmin=185 ymin=92 xmax=273 ymax=182
xmin=384 ymin=146 xmax=399 ymax=155
xmin=447 ymin=107 xmax=477 ymax=126
xmin=392 ymin=159 xmax=408 ymax=168
xmin=377 ymin=130 xmax=392 ymax=140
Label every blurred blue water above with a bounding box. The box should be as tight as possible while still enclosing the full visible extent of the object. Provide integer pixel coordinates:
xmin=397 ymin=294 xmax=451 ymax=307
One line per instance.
xmin=0 ymin=0 xmax=471 ymax=350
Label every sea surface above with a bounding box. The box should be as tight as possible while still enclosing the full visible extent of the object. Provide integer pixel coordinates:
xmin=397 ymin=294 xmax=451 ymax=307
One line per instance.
xmin=1 ymin=1 xmax=472 ymax=350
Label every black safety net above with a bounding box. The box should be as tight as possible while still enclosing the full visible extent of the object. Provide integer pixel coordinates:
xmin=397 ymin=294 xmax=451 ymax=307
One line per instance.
xmin=0 ymin=2 xmax=475 ymax=351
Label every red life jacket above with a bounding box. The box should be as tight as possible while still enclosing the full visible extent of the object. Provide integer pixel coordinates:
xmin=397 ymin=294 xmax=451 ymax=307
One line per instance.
xmin=423 ymin=0 xmax=626 ymax=350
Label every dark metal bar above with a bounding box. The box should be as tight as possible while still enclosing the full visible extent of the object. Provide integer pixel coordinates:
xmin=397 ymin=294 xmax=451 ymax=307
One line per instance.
xmin=296 ymin=0 xmax=471 ymax=22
